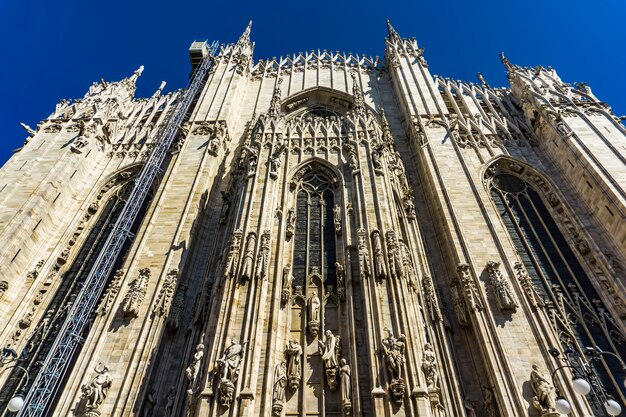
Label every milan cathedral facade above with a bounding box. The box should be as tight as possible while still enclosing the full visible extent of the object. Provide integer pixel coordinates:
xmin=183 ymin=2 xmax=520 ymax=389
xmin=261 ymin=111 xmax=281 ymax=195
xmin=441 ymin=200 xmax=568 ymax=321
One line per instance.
xmin=0 ymin=21 xmax=625 ymax=417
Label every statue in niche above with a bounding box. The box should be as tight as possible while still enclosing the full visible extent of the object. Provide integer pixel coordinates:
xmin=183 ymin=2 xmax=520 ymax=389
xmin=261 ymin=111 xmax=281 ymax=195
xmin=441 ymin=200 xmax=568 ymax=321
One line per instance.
xmin=122 ymin=268 xmax=151 ymax=317
xmin=81 ymin=363 xmax=112 ymax=412
xmin=486 ymin=261 xmax=517 ymax=312
xmin=255 ymin=231 xmax=271 ymax=281
xmin=163 ymin=386 xmax=176 ymax=417
xmin=286 ymin=340 xmax=302 ymax=390
xmin=281 ymin=264 xmax=293 ymax=305
xmin=335 ymin=262 xmax=346 ymax=300
xmin=243 ymin=145 xmax=258 ymax=176
xmin=217 ymin=339 xmax=244 ymax=408
xmin=340 ymin=359 xmax=352 ymax=415
xmin=372 ymin=147 xmax=384 ymax=175
xmin=381 ymin=328 xmax=406 ymax=405
xmin=344 ymin=144 xmax=359 ymax=172
xmin=530 ymin=365 xmax=556 ymax=414
xmin=450 ymin=283 xmax=470 ymax=327
xmin=333 ymin=204 xmax=342 ymax=235
xmin=372 ymin=230 xmax=387 ymax=279
xmin=464 ymin=399 xmax=477 ymax=417
xmin=357 ymin=229 xmax=371 ymax=278
xmin=482 ymin=386 xmax=498 ymax=417
xmin=240 ymin=233 xmax=256 ymax=281
xmin=403 ymin=193 xmax=416 ymax=219
xmin=269 ymin=146 xmax=284 ymax=179
xmin=272 ymin=361 xmax=287 ymax=417
xmin=185 ymin=338 xmax=205 ymax=390
xmin=141 ymin=389 xmax=156 ymax=417
xmin=207 ymin=132 xmax=220 ymax=156
xmin=285 ymin=208 xmax=295 ymax=239
xmin=421 ymin=343 xmax=439 ymax=390
xmin=307 ymin=291 xmax=321 ymax=337
xmin=319 ymin=330 xmax=340 ymax=390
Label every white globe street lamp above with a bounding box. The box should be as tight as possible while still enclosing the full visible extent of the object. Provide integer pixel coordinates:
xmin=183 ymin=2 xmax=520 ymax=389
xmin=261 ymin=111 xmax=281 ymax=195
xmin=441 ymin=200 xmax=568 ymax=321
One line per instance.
xmin=7 ymin=396 xmax=25 ymax=412
xmin=555 ymin=397 xmax=573 ymax=414
xmin=604 ymin=399 xmax=622 ymax=416
xmin=572 ymin=377 xmax=591 ymax=395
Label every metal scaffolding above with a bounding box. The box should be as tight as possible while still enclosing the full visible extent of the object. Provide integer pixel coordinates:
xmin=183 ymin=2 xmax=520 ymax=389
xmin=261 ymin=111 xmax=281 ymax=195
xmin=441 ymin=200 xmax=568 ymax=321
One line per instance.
xmin=17 ymin=40 xmax=219 ymax=417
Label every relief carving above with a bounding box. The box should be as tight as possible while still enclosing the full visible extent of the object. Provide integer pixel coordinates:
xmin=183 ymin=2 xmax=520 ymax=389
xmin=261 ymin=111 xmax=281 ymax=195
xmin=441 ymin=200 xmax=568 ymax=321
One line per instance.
xmin=308 ymin=291 xmax=321 ymax=337
xmin=372 ymin=230 xmax=387 ymax=280
xmin=319 ymin=330 xmax=340 ymax=390
xmin=240 ymin=232 xmax=257 ymax=281
xmin=271 ymin=361 xmax=287 ymax=417
xmin=486 ymin=261 xmax=517 ymax=312
xmin=381 ymin=328 xmax=406 ymax=405
xmin=286 ymin=340 xmax=303 ymax=390
xmin=281 ymin=264 xmax=293 ymax=305
xmin=217 ymin=339 xmax=244 ymax=408
xmin=153 ymin=268 xmax=178 ymax=317
xmin=255 ymin=230 xmax=271 ymax=281
xmin=457 ymin=263 xmax=483 ymax=312
xmin=81 ymin=363 xmax=112 ymax=416
xmin=530 ymin=365 xmax=557 ymax=416
xmin=357 ymin=228 xmax=371 ymax=279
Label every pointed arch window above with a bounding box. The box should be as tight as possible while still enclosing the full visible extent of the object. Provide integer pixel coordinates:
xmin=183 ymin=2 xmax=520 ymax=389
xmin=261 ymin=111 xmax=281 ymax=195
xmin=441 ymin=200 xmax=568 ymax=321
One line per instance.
xmin=490 ymin=173 xmax=625 ymax=412
xmin=292 ymin=172 xmax=337 ymax=289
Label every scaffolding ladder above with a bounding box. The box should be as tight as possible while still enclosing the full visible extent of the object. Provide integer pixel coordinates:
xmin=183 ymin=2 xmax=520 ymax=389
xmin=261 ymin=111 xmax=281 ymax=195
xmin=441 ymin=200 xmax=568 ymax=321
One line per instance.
xmin=17 ymin=40 xmax=219 ymax=417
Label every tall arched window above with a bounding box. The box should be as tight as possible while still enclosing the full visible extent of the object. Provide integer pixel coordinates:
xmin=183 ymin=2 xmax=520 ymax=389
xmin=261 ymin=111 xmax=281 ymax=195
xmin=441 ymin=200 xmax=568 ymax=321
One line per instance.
xmin=490 ymin=172 xmax=625 ymax=413
xmin=292 ymin=172 xmax=337 ymax=289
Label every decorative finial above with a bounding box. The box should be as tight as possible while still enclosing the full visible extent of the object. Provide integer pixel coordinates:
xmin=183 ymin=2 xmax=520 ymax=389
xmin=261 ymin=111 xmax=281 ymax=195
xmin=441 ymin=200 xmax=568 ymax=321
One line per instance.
xmin=151 ymin=81 xmax=167 ymax=99
xmin=130 ymin=65 xmax=144 ymax=83
xmin=386 ymin=19 xmax=400 ymax=40
xmin=268 ymin=77 xmax=283 ymax=118
xmin=380 ymin=108 xmax=393 ymax=145
xmin=500 ymin=52 xmax=512 ymax=71
xmin=350 ymin=71 xmax=366 ymax=115
xmin=238 ymin=21 xmax=253 ymax=45
xmin=476 ymin=72 xmax=487 ymax=86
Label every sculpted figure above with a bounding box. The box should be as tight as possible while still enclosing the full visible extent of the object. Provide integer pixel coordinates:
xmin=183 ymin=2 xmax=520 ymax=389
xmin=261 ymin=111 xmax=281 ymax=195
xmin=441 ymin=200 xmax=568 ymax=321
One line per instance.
xmin=217 ymin=339 xmax=243 ymax=383
xmin=340 ymin=359 xmax=352 ymax=414
xmin=164 ymin=386 xmax=176 ymax=417
xmin=421 ymin=343 xmax=439 ymax=390
xmin=286 ymin=340 xmax=303 ymax=390
xmin=81 ymin=363 xmax=112 ymax=410
xmin=372 ymin=230 xmax=387 ymax=279
xmin=381 ymin=329 xmax=405 ymax=381
xmin=208 ymin=134 xmax=220 ymax=155
xmin=186 ymin=340 xmax=205 ymax=388
xmin=335 ymin=262 xmax=346 ymax=300
xmin=273 ymin=361 xmax=287 ymax=403
xmin=141 ymin=389 xmax=156 ymax=417
xmin=240 ymin=233 xmax=256 ymax=281
xmin=482 ymin=386 xmax=497 ymax=417
xmin=530 ymin=365 xmax=556 ymax=413
xmin=281 ymin=264 xmax=293 ymax=304
xmin=333 ymin=204 xmax=342 ymax=235
xmin=319 ymin=330 xmax=340 ymax=390
xmin=286 ymin=208 xmax=295 ymax=238
xmin=308 ymin=291 xmax=321 ymax=336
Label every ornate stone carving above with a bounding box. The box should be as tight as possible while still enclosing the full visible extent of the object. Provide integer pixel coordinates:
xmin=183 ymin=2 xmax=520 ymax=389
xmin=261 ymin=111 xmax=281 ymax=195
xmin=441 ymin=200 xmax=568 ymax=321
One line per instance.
xmin=422 ymin=276 xmax=442 ymax=322
xmin=399 ymin=241 xmax=417 ymax=289
xmin=319 ymin=330 xmax=340 ymax=390
xmin=343 ymin=143 xmax=359 ymax=173
xmin=281 ymin=264 xmax=293 ymax=305
xmin=335 ymin=261 xmax=346 ymax=300
xmin=285 ymin=208 xmax=295 ymax=239
xmin=381 ymin=328 xmax=406 ymax=405
xmin=308 ymin=291 xmax=321 ymax=337
xmin=340 ymin=359 xmax=352 ymax=415
xmin=224 ymin=230 xmax=242 ymax=280
xmin=286 ymin=340 xmax=302 ymax=390
xmin=530 ymin=365 xmax=557 ymax=416
xmin=486 ymin=261 xmax=517 ymax=312
xmin=421 ymin=343 xmax=439 ymax=390
xmin=122 ymin=268 xmax=150 ymax=317
xmin=482 ymin=386 xmax=498 ymax=417
xmin=385 ymin=231 xmax=404 ymax=280
xmin=357 ymin=228 xmax=371 ymax=279
xmin=185 ymin=339 xmax=204 ymax=396
xmin=513 ymin=262 xmax=544 ymax=309
xmin=217 ymin=339 xmax=244 ymax=408
xmin=372 ymin=146 xmax=384 ymax=175
xmin=372 ymin=230 xmax=387 ymax=280
xmin=26 ymin=259 xmax=45 ymax=280
xmin=240 ymin=232 xmax=257 ymax=281
xmin=167 ymin=283 xmax=187 ymax=330
xmin=333 ymin=204 xmax=342 ymax=235
xmin=272 ymin=361 xmax=287 ymax=416
xmin=269 ymin=145 xmax=284 ymax=179
xmin=164 ymin=386 xmax=176 ymax=417
xmin=153 ymin=268 xmax=178 ymax=317
xmin=98 ymin=269 xmax=124 ymax=316
xmin=81 ymin=363 xmax=112 ymax=414
xmin=141 ymin=389 xmax=156 ymax=417
xmin=255 ymin=230 xmax=271 ymax=281
xmin=457 ymin=263 xmax=482 ymax=312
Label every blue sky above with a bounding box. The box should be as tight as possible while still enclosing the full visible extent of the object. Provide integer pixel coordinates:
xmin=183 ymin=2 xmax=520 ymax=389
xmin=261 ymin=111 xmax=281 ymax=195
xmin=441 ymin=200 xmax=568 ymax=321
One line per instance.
xmin=1 ymin=0 xmax=624 ymax=164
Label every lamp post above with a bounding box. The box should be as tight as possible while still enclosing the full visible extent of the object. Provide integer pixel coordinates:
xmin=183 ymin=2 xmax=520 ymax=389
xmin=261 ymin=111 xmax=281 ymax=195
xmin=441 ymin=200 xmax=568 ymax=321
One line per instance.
xmin=549 ymin=345 xmax=625 ymax=416
xmin=0 ymin=353 xmax=30 ymax=413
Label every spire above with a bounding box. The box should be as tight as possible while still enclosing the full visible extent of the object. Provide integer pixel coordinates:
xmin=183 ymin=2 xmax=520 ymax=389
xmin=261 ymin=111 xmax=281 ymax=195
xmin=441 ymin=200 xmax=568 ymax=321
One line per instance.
xmin=500 ymin=52 xmax=512 ymax=71
xmin=386 ymin=19 xmax=400 ymax=40
xmin=380 ymin=108 xmax=393 ymax=145
xmin=268 ymin=78 xmax=283 ymax=118
xmin=237 ymin=21 xmax=252 ymax=46
xmin=350 ymin=71 xmax=365 ymax=115
xmin=151 ymin=81 xmax=167 ymax=99
xmin=129 ymin=65 xmax=144 ymax=84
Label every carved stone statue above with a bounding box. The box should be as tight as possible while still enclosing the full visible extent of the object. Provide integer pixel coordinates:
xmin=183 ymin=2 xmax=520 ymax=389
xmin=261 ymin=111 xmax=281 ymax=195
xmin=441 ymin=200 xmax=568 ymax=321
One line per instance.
xmin=217 ymin=339 xmax=244 ymax=409
xmin=319 ymin=330 xmax=340 ymax=390
xmin=286 ymin=208 xmax=295 ymax=239
xmin=122 ymin=268 xmax=151 ymax=317
xmin=486 ymin=261 xmax=517 ymax=312
xmin=372 ymin=230 xmax=387 ymax=279
xmin=335 ymin=261 xmax=346 ymax=300
xmin=357 ymin=228 xmax=371 ymax=278
xmin=240 ymin=233 xmax=256 ymax=281
xmin=163 ymin=386 xmax=176 ymax=417
xmin=272 ymin=361 xmax=287 ymax=416
xmin=185 ymin=339 xmax=205 ymax=390
xmin=81 ymin=363 xmax=112 ymax=412
xmin=255 ymin=231 xmax=271 ymax=281
xmin=372 ymin=147 xmax=384 ymax=174
xmin=381 ymin=328 xmax=406 ymax=404
xmin=333 ymin=203 xmax=342 ymax=235
xmin=451 ymin=283 xmax=470 ymax=327
xmin=286 ymin=340 xmax=303 ymax=390
xmin=308 ymin=291 xmax=321 ymax=337
xmin=281 ymin=264 xmax=293 ymax=304
xmin=421 ymin=343 xmax=439 ymax=390
xmin=207 ymin=134 xmax=221 ymax=156
xmin=530 ymin=365 xmax=556 ymax=414
xmin=269 ymin=149 xmax=282 ymax=179
xmin=482 ymin=386 xmax=498 ymax=417
xmin=141 ymin=389 xmax=156 ymax=417
xmin=340 ymin=359 xmax=352 ymax=415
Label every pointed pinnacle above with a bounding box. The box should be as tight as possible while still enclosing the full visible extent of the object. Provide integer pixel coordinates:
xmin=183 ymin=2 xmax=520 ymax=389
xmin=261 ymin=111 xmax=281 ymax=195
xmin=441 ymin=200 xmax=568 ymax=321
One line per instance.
xmin=386 ymin=19 xmax=400 ymax=39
